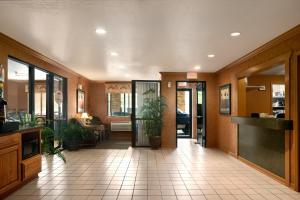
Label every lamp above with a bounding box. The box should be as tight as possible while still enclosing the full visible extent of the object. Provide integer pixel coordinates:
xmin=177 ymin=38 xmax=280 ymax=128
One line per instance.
xmin=81 ymin=112 xmax=89 ymax=124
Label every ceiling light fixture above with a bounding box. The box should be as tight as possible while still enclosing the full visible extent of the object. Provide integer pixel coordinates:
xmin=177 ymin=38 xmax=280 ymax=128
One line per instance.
xmin=194 ymin=65 xmax=201 ymax=70
xmin=230 ymin=32 xmax=241 ymax=37
xmin=125 ymin=73 xmax=131 ymax=77
xmin=110 ymin=52 xmax=119 ymax=57
xmin=208 ymin=54 xmax=215 ymax=58
xmin=95 ymin=28 xmax=107 ymax=35
xmin=119 ymin=65 xmax=126 ymax=69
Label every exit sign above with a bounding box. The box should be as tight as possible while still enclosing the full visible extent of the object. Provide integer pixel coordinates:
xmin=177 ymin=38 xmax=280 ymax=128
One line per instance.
xmin=187 ymin=72 xmax=198 ymax=79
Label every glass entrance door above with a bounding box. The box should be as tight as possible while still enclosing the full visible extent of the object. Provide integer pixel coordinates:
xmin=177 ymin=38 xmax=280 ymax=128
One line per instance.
xmin=131 ymin=80 xmax=161 ymax=147
xmin=176 ymin=89 xmax=192 ymax=138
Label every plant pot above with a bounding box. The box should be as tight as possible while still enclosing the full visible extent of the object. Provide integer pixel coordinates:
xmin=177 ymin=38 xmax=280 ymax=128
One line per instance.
xmin=64 ymin=140 xmax=80 ymax=151
xmin=149 ymin=136 xmax=161 ymax=149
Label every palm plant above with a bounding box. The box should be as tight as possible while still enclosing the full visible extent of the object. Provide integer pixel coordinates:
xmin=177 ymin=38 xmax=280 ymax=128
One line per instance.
xmin=41 ymin=127 xmax=66 ymax=163
xmin=140 ymin=88 xmax=167 ymax=147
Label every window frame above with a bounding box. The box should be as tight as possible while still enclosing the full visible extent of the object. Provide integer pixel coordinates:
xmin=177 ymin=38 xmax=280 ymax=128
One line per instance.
xmin=107 ymin=92 xmax=132 ymax=117
xmin=7 ymin=56 xmax=68 ymax=121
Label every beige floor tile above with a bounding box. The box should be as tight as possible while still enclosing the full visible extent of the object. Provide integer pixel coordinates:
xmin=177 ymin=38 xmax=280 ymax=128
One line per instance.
xmin=4 ymin=140 xmax=299 ymax=200
xmin=188 ymin=190 xmax=203 ymax=196
xmin=102 ymin=196 xmax=118 ymax=200
xmin=132 ymin=196 xmax=148 ymax=200
xmin=204 ymin=195 xmax=221 ymax=200
xmin=134 ymin=190 xmax=148 ymax=196
xmin=218 ymin=194 xmax=236 ymax=200
xmin=175 ymin=190 xmax=189 ymax=196
xmin=190 ymin=195 xmax=206 ymax=200
xmin=105 ymin=190 xmax=120 ymax=196
xmin=87 ymin=196 xmax=103 ymax=200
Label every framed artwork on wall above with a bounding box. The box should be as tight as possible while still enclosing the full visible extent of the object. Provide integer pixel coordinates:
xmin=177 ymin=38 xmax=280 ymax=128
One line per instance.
xmin=219 ymin=84 xmax=231 ymax=115
xmin=77 ymin=89 xmax=85 ymax=113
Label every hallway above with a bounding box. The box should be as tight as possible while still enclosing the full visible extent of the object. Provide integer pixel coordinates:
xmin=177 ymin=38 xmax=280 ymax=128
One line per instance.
xmin=5 ymin=140 xmax=299 ymax=200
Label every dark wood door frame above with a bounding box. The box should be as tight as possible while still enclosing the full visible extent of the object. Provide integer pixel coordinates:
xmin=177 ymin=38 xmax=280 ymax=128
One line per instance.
xmin=175 ymin=80 xmax=207 ymax=147
xmin=176 ymin=88 xmax=192 ymax=139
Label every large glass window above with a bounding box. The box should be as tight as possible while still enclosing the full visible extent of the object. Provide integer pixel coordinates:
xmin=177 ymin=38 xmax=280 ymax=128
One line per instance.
xmin=108 ymin=93 xmax=132 ymax=116
xmin=54 ymin=76 xmax=64 ymax=120
xmin=6 ymin=57 xmax=67 ymax=129
xmin=7 ymin=58 xmax=30 ymax=122
xmin=34 ymin=68 xmax=47 ymax=117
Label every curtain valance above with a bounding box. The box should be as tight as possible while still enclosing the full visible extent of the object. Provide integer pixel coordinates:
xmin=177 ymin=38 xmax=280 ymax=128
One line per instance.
xmin=105 ymin=82 xmax=131 ymax=93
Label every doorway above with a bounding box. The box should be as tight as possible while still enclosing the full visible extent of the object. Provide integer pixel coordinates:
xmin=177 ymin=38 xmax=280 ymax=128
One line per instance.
xmin=176 ymin=81 xmax=206 ymax=147
xmin=176 ymin=89 xmax=192 ymax=138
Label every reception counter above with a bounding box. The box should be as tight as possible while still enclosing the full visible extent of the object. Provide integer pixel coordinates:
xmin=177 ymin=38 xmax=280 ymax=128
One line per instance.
xmin=232 ymin=116 xmax=292 ymax=179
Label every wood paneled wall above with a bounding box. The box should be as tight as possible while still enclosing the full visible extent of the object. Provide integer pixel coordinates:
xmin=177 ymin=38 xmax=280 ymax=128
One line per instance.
xmin=0 ymin=33 xmax=89 ymax=118
xmin=160 ymin=72 xmax=217 ymax=148
xmin=216 ymin=25 xmax=300 ymax=191
xmin=246 ymin=75 xmax=284 ymax=116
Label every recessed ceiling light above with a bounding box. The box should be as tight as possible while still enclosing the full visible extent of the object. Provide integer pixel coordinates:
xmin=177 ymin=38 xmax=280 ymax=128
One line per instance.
xmin=95 ymin=28 xmax=107 ymax=35
xmin=194 ymin=65 xmax=201 ymax=70
xmin=125 ymin=73 xmax=131 ymax=77
xmin=208 ymin=54 xmax=215 ymax=58
xmin=230 ymin=32 xmax=241 ymax=37
xmin=110 ymin=52 xmax=119 ymax=57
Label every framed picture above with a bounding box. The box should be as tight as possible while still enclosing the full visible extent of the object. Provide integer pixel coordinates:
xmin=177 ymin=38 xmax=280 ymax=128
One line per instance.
xmin=219 ymin=84 xmax=231 ymax=115
xmin=77 ymin=89 xmax=85 ymax=113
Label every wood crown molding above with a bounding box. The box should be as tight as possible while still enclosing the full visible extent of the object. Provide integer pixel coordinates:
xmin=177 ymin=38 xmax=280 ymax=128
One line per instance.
xmin=0 ymin=32 xmax=87 ymax=79
xmin=235 ymin=52 xmax=292 ymax=78
xmin=218 ymin=24 xmax=300 ymax=73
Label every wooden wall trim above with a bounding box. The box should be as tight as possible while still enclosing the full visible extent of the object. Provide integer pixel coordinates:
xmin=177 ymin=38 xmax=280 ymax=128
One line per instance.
xmin=238 ymin=156 xmax=287 ymax=186
xmin=235 ymin=52 xmax=292 ymax=78
xmin=0 ymin=32 xmax=86 ymax=79
xmin=293 ymin=50 xmax=300 ymax=191
xmin=218 ymin=24 xmax=300 ymax=74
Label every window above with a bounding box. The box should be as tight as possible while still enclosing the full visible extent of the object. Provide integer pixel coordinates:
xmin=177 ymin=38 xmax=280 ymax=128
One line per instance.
xmin=54 ymin=76 xmax=65 ymax=119
xmin=108 ymin=93 xmax=132 ymax=116
xmin=34 ymin=68 xmax=47 ymax=116
xmin=7 ymin=58 xmax=30 ymax=121
xmin=6 ymin=57 xmax=67 ymax=125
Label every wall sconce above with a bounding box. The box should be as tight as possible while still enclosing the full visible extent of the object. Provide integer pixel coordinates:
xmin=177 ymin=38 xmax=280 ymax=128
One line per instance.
xmin=167 ymin=81 xmax=172 ymax=88
xmin=78 ymin=84 xmax=82 ymax=90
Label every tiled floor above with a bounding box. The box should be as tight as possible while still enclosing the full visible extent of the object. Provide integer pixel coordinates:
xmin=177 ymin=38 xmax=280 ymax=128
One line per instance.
xmin=5 ymin=139 xmax=300 ymax=200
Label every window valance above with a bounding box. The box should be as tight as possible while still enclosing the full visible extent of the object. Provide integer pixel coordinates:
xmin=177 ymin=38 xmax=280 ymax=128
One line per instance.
xmin=105 ymin=82 xmax=131 ymax=93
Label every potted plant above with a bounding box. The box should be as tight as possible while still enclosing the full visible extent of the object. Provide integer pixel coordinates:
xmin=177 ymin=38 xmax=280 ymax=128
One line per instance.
xmin=41 ymin=127 xmax=66 ymax=163
xmin=62 ymin=119 xmax=83 ymax=150
xmin=140 ymin=88 xmax=167 ymax=149
xmin=81 ymin=127 xmax=97 ymax=147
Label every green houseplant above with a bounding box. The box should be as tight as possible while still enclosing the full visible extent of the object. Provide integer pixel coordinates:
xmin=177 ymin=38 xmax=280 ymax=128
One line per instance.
xmin=81 ymin=127 xmax=97 ymax=147
xmin=62 ymin=119 xmax=83 ymax=150
xmin=41 ymin=127 xmax=66 ymax=163
xmin=140 ymin=88 xmax=167 ymax=149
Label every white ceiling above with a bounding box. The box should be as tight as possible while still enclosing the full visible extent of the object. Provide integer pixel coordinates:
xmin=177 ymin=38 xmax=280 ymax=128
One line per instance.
xmin=0 ymin=0 xmax=299 ymax=81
